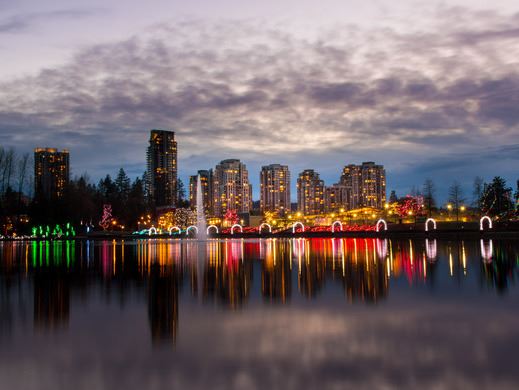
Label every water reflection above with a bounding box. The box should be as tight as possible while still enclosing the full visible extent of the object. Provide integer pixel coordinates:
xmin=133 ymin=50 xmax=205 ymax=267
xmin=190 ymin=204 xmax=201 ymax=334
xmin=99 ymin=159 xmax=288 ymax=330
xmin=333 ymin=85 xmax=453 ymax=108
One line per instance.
xmin=0 ymin=238 xmax=518 ymax=345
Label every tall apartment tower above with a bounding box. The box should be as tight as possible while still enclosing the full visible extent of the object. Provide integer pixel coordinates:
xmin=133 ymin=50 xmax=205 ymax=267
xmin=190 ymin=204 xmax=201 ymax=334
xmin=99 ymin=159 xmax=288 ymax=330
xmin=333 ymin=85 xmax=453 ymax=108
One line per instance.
xmin=297 ymin=169 xmax=325 ymax=215
xmin=146 ymin=130 xmax=178 ymax=208
xmin=340 ymin=162 xmax=386 ymax=209
xmin=189 ymin=169 xmax=213 ymax=215
xmin=360 ymin=161 xmax=386 ymax=208
xmin=212 ymin=159 xmax=251 ymax=217
xmin=324 ymin=184 xmax=349 ymax=212
xmin=34 ymin=148 xmax=70 ymax=200
xmin=259 ymin=164 xmax=290 ymax=214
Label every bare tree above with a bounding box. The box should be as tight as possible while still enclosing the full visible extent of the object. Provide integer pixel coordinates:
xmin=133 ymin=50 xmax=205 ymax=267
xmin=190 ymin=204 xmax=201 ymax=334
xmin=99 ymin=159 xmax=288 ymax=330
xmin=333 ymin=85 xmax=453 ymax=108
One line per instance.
xmin=472 ymin=176 xmax=484 ymax=211
xmin=422 ymin=178 xmax=436 ymax=217
xmin=16 ymin=153 xmax=31 ymax=212
xmin=0 ymin=147 xmax=15 ymax=194
xmin=448 ymin=181 xmax=466 ymax=222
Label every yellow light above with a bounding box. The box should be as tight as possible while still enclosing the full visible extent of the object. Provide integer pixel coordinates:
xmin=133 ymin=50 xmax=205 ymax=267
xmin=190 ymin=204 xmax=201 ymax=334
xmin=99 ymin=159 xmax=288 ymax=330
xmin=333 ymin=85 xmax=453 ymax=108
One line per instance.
xmin=297 ymin=212 xmax=302 ymax=217
xmin=384 ymin=203 xmax=389 ymax=209
xmin=460 ymin=206 xmax=466 ymax=211
xmin=353 ymin=214 xmax=357 ymax=218
xmin=408 ymin=211 xmax=413 ymax=215
xmin=447 ymin=204 xmax=452 ymax=210
xmin=340 ymin=208 xmax=345 ymax=213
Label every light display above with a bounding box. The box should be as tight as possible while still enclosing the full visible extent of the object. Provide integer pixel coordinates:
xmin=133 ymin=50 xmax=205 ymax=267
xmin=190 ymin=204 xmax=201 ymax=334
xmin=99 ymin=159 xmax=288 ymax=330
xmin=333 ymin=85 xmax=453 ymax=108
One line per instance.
xmin=375 ymin=219 xmax=387 ymax=232
xmin=99 ymin=204 xmax=113 ymax=230
xmin=425 ymin=218 xmax=437 ymax=232
xmin=230 ymin=224 xmax=243 ymax=235
xmin=224 ymin=209 xmax=238 ymax=227
xmin=480 ymin=216 xmax=492 ymax=230
xmin=331 ymin=220 xmax=343 ymax=233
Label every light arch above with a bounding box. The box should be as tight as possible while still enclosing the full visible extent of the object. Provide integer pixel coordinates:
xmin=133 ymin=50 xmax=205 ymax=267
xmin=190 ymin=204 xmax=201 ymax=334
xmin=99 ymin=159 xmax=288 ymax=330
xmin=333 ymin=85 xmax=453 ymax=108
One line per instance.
xmin=168 ymin=226 xmax=181 ymax=235
xmin=292 ymin=221 xmax=305 ymax=234
xmin=207 ymin=225 xmax=219 ymax=235
xmin=259 ymin=223 xmax=272 ymax=234
xmin=186 ymin=225 xmax=198 ymax=236
xmin=480 ymin=216 xmax=492 ymax=231
xmin=230 ymin=224 xmax=243 ymax=235
xmin=376 ymin=219 xmax=387 ymax=232
xmin=331 ymin=220 xmax=343 ymax=233
xmin=425 ymin=218 xmax=437 ymax=232
xmin=148 ymin=226 xmax=157 ymax=236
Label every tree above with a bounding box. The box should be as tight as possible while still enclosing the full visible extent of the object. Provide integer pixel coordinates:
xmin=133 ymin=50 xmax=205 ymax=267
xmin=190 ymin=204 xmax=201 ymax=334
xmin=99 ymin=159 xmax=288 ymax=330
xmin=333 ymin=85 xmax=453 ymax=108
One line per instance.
xmin=515 ymin=180 xmax=519 ymax=214
xmin=176 ymin=178 xmax=189 ymax=208
xmin=115 ymin=168 xmax=131 ymax=201
xmin=472 ymin=176 xmax=484 ymax=211
xmin=389 ymin=190 xmax=398 ymax=203
xmin=480 ymin=177 xmax=513 ymax=218
xmin=224 ymin=209 xmax=239 ymax=226
xmin=448 ymin=181 xmax=466 ymax=222
xmin=422 ymin=179 xmax=436 ymax=217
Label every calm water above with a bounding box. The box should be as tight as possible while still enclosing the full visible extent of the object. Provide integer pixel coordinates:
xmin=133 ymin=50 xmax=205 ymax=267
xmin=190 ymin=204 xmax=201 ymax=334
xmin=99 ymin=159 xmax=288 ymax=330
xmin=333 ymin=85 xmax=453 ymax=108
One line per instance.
xmin=1 ymin=238 xmax=519 ymax=390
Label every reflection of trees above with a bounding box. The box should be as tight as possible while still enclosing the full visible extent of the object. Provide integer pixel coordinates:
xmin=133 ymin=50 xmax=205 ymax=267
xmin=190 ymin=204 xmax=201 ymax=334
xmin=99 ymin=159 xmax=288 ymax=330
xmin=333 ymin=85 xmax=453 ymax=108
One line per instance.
xmin=479 ymin=243 xmax=516 ymax=294
xmin=147 ymin=263 xmax=181 ymax=345
xmin=33 ymin=268 xmax=70 ymax=329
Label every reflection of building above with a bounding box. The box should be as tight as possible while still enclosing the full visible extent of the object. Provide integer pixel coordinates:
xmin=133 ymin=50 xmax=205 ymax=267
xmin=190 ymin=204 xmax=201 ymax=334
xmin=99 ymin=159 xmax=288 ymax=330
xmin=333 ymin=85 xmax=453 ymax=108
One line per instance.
xmin=261 ymin=241 xmax=291 ymax=302
xmin=297 ymin=169 xmax=325 ymax=215
xmin=324 ymin=184 xmax=349 ymax=212
xmin=260 ymin=164 xmax=291 ymax=214
xmin=203 ymin=241 xmax=252 ymax=308
xmin=148 ymin=263 xmax=180 ymax=345
xmin=212 ymin=159 xmax=252 ymax=217
xmin=189 ymin=169 xmax=213 ymax=214
xmin=34 ymin=271 xmax=70 ymax=328
xmin=340 ymin=162 xmax=386 ymax=209
xmin=34 ymin=148 xmax=69 ymax=200
xmin=146 ymin=130 xmax=178 ymax=208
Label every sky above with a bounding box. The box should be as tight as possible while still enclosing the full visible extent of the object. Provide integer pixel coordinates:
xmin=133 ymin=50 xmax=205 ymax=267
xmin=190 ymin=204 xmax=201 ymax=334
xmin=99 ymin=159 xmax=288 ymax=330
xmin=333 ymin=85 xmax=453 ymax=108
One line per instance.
xmin=1 ymin=0 xmax=518 ymax=202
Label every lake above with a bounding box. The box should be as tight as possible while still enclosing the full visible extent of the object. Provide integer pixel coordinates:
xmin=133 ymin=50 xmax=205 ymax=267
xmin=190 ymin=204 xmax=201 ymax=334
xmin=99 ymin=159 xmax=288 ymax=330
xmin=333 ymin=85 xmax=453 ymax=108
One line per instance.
xmin=1 ymin=238 xmax=518 ymax=389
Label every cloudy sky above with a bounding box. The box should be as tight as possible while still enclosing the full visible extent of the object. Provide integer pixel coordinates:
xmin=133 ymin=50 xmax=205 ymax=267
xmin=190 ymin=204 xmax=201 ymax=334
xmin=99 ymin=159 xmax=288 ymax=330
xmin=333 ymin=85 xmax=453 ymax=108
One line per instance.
xmin=1 ymin=0 xmax=518 ymax=201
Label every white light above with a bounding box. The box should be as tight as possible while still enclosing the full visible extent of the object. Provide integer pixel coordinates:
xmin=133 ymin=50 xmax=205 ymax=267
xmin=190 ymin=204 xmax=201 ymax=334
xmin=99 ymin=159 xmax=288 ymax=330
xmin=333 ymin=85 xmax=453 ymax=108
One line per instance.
xmin=375 ymin=219 xmax=387 ymax=232
xmin=425 ymin=218 xmax=436 ymax=232
xmin=292 ymin=222 xmax=305 ymax=234
xmin=331 ymin=220 xmax=342 ymax=233
xmin=480 ymin=216 xmax=492 ymax=231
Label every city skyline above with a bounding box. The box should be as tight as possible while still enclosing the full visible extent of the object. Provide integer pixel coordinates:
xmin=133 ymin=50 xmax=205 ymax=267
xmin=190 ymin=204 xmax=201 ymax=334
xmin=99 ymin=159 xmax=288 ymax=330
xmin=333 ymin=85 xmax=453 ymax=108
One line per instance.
xmin=1 ymin=1 xmax=518 ymax=201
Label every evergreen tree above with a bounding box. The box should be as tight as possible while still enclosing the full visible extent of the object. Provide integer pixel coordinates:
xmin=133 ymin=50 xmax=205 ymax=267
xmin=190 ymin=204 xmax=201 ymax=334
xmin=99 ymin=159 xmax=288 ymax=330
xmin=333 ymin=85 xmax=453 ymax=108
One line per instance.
xmin=389 ymin=190 xmax=398 ymax=203
xmin=480 ymin=177 xmax=513 ymax=217
xmin=115 ymin=168 xmax=131 ymax=201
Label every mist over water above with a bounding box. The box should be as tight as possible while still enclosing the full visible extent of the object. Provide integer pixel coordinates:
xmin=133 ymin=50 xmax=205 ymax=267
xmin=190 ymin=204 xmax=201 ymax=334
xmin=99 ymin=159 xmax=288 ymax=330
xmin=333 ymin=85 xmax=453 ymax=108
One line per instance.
xmin=1 ymin=238 xmax=519 ymax=389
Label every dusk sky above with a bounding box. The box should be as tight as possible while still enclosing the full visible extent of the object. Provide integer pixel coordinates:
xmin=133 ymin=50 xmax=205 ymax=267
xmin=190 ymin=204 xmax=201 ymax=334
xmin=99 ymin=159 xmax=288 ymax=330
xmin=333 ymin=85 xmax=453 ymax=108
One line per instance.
xmin=1 ymin=0 xmax=518 ymax=201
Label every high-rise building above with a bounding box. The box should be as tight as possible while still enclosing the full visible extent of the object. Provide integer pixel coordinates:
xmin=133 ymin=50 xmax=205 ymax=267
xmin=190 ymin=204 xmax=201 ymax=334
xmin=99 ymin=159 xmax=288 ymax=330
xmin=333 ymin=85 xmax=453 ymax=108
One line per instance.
xmin=340 ymin=164 xmax=362 ymax=209
xmin=34 ymin=148 xmax=69 ymax=200
xmin=189 ymin=169 xmax=213 ymax=215
xmin=212 ymin=159 xmax=251 ymax=217
xmin=297 ymin=169 xmax=325 ymax=215
xmin=146 ymin=130 xmax=178 ymax=208
xmin=324 ymin=184 xmax=349 ymax=212
xmin=259 ymin=164 xmax=290 ymax=214
xmin=340 ymin=162 xmax=386 ymax=209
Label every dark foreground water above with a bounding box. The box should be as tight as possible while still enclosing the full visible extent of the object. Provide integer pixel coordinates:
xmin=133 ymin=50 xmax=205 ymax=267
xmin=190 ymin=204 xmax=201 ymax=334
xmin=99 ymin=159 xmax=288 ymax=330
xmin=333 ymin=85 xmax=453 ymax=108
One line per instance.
xmin=1 ymin=238 xmax=519 ymax=390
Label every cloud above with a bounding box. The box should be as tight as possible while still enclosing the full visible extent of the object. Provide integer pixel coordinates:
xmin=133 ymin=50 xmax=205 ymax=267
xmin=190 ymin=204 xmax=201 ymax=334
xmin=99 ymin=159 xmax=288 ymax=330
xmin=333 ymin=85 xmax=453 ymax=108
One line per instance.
xmin=0 ymin=8 xmax=104 ymax=34
xmin=0 ymin=9 xmax=518 ymax=197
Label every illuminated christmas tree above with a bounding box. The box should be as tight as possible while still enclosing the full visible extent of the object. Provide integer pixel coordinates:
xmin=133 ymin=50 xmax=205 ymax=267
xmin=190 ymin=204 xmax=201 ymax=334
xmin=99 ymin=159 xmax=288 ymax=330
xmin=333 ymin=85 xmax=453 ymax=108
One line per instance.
xmin=224 ymin=209 xmax=239 ymax=226
xmin=99 ymin=204 xmax=113 ymax=230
